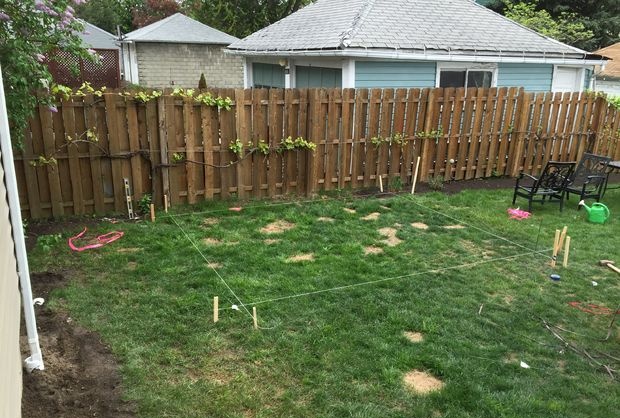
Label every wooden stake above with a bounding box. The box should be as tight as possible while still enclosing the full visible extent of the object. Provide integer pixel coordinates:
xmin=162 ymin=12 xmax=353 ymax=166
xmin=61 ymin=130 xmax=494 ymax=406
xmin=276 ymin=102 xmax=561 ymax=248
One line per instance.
xmin=563 ymin=236 xmax=571 ymax=268
xmin=551 ymin=229 xmax=560 ymax=267
xmin=378 ymin=174 xmax=383 ymax=193
xmin=164 ymin=194 xmax=169 ymax=213
xmin=150 ymin=203 xmax=155 ymax=222
xmin=213 ymin=296 xmax=219 ymax=323
xmin=411 ymin=156 xmax=421 ymax=194
xmin=252 ymin=306 xmax=258 ymax=329
xmin=558 ymin=226 xmax=568 ymax=251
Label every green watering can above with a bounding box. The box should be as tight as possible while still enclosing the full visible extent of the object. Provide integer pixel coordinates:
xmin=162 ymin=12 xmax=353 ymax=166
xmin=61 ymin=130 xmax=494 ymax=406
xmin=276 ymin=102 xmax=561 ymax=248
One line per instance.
xmin=579 ymin=200 xmax=610 ymax=224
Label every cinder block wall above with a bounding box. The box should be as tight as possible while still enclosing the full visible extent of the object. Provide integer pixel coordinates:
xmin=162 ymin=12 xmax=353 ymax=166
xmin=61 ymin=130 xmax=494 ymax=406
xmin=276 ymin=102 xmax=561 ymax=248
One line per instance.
xmin=0 ymin=152 xmax=22 ymax=418
xmin=136 ymin=43 xmax=243 ymax=88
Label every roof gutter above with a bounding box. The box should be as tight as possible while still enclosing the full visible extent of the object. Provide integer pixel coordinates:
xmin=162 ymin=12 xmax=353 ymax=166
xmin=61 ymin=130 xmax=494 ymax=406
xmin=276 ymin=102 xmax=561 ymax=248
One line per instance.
xmin=226 ymin=48 xmax=608 ymax=66
xmin=0 ymin=66 xmax=44 ymax=372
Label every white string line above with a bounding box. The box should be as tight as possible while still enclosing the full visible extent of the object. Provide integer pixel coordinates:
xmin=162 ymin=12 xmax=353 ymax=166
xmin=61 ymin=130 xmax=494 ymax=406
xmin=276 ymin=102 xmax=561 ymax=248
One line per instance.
xmin=405 ymin=196 xmax=551 ymax=259
xmin=227 ymin=248 xmax=552 ymax=310
xmin=169 ymin=214 xmax=253 ymax=318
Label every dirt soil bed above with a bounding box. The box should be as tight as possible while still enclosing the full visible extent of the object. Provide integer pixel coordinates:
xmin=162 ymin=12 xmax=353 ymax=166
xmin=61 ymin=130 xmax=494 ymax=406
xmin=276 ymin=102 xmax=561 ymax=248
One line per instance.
xmin=21 ymin=272 xmax=134 ymax=418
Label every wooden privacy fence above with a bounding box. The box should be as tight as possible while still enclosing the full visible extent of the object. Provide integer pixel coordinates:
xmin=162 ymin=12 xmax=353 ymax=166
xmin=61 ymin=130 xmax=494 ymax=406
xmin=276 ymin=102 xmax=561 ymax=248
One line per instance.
xmin=15 ymin=87 xmax=620 ymax=219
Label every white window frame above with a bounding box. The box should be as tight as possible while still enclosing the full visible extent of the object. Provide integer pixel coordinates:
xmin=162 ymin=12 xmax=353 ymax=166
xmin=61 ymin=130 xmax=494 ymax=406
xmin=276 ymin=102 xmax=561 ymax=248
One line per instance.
xmin=551 ymin=65 xmax=586 ymax=92
xmin=435 ymin=62 xmax=498 ymax=89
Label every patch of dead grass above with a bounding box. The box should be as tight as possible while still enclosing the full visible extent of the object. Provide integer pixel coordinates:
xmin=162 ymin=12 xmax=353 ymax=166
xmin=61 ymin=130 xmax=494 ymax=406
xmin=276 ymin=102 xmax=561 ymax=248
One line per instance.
xmin=202 ymin=217 xmax=219 ymax=226
xmin=378 ymin=227 xmax=402 ymax=247
xmin=364 ymin=246 xmax=383 ymax=255
xmin=117 ymin=247 xmax=140 ymax=253
xmin=403 ymin=331 xmax=424 ymax=343
xmin=411 ymin=222 xmax=429 ymax=230
xmin=362 ymin=212 xmax=380 ymax=221
xmin=343 ymin=208 xmax=356 ymax=214
xmin=261 ymin=220 xmax=295 ymax=234
xmin=287 ymin=253 xmax=315 ymax=263
xmin=207 ymin=262 xmax=222 ymax=269
xmin=264 ymin=239 xmax=281 ymax=245
xmin=126 ymin=261 xmax=137 ymax=271
xmin=444 ymin=224 xmax=465 ymax=230
xmin=317 ymin=217 xmax=335 ymax=222
xmin=403 ymin=370 xmax=444 ymax=394
xmin=203 ymin=238 xmax=222 ymax=245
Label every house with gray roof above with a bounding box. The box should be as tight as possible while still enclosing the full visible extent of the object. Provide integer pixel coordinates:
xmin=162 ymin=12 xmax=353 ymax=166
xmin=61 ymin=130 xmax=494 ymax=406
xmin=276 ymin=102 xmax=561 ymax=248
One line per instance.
xmin=227 ymin=0 xmax=607 ymax=92
xmin=120 ymin=13 xmax=243 ymax=88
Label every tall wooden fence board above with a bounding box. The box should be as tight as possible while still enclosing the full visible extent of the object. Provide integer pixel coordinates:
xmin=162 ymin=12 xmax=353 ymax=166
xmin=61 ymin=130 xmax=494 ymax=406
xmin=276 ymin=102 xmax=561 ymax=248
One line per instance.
xmin=15 ymin=88 xmax=620 ymax=219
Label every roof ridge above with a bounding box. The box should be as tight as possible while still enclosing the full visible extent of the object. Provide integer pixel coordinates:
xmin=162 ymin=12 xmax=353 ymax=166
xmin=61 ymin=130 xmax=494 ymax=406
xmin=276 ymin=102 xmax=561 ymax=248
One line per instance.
xmin=124 ymin=12 xmax=181 ymax=40
xmin=339 ymin=0 xmax=377 ymax=48
xmin=79 ymin=19 xmax=116 ymax=38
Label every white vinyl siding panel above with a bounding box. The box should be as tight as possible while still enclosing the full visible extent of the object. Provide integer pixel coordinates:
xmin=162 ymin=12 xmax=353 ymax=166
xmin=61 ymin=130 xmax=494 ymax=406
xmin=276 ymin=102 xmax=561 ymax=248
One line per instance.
xmin=355 ymin=61 xmax=436 ymax=88
xmin=0 ymin=151 xmax=21 ymax=418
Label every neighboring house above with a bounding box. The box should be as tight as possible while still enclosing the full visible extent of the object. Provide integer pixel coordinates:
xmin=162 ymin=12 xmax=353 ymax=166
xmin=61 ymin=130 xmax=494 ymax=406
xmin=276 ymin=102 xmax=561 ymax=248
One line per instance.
xmin=120 ymin=13 xmax=244 ymax=88
xmin=0 ymin=66 xmax=43 ymax=418
xmin=227 ymin=0 xmax=606 ymax=92
xmin=49 ymin=20 xmax=122 ymax=88
xmin=594 ymin=42 xmax=620 ymax=96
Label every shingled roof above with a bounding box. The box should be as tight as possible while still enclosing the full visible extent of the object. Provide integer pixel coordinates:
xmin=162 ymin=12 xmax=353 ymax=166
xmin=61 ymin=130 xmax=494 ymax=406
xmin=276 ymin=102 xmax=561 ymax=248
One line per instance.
xmin=78 ymin=21 xmax=119 ymax=50
xmin=228 ymin=0 xmax=591 ymax=59
xmin=123 ymin=13 xmax=238 ymax=45
xmin=595 ymin=43 xmax=620 ymax=80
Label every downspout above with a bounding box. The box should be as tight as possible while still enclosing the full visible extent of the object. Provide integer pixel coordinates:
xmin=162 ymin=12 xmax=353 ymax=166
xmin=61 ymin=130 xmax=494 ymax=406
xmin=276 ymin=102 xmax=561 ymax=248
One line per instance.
xmin=0 ymin=66 xmax=44 ymax=371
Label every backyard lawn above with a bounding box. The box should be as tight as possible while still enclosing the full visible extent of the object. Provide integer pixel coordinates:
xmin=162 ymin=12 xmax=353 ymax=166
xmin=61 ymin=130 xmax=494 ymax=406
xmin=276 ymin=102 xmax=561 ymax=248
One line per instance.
xmin=28 ymin=185 xmax=620 ymax=418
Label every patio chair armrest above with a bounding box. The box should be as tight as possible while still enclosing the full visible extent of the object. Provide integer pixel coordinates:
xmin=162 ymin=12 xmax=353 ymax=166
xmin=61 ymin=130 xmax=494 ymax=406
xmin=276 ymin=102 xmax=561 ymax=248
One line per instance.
xmin=584 ymin=175 xmax=607 ymax=184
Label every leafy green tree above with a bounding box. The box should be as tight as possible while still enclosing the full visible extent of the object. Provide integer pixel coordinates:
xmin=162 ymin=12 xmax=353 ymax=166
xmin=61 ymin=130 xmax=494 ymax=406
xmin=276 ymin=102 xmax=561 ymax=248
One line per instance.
xmin=185 ymin=0 xmax=312 ymax=39
xmin=132 ymin=0 xmax=179 ymax=28
xmin=484 ymin=0 xmax=619 ymax=50
xmin=502 ymin=0 xmax=593 ymax=48
xmin=75 ymin=0 xmax=142 ymax=33
xmin=0 ymin=0 xmax=93 ymax=143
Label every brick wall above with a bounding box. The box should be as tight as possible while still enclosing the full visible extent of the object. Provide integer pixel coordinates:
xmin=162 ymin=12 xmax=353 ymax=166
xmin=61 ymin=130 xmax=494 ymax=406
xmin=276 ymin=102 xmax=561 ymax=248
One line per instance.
xmin=135 ymin=43 xmax=243 ymax=88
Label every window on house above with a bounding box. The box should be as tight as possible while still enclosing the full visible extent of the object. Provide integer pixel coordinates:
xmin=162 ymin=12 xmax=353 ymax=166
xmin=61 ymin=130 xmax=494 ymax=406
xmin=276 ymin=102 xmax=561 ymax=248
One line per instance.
xmin=439 ymin=69 xmax=493 ymax=88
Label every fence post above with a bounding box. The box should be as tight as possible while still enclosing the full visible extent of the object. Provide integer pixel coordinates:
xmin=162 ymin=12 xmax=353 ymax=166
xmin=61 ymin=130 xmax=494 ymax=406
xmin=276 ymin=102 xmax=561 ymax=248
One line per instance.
xmin=306 ymin=89 xmax=321 ymax=196
xmin=419 ymin=89 xmax=437 ymax=182
xmin=589 ymin=96 xmax=608 ymax=155
xmin=157 ymin=93 xmax=170 ymax=205
xmin=509 ymin=91 xmax=532 ymax=177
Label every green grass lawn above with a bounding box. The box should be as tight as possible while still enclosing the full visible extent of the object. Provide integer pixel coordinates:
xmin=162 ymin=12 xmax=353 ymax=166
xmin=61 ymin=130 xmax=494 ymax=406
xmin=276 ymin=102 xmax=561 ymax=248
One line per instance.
xmin=29 ymin=186 xmax=620 ymax=418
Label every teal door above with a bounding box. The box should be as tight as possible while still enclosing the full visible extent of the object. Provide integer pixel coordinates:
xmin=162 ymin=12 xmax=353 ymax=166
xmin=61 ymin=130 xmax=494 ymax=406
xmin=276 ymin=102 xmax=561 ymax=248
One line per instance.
xmin=296 ymin=66 xmax=342 ymax=88
xmin=252 ymin=63 xmax=285 ymax=88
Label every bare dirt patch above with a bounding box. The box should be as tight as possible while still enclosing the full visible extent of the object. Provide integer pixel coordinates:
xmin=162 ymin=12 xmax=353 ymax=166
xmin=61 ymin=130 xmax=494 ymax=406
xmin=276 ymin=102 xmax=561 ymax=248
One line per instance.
xmin=202 ymin=217 xmax=219 ymax=226
xmin=317 ymin=217 xmax=335 ymax=222
xmin=378 ymin=227 xmax=402 ymax=247
xmin=261 ymin=220 xmax=296 ymax=234
xmin=203 ymin=237 xmax=223 ymax=245
xmin=364 ymin=246 xmax=384 ymax=255
xmin=207 ymin=262 xmax=222 ymax=269
xmin=22 ymin=272 xmax=134 ymax=418
xmin=287 ymin=253 xmax=315 ymax=262
xmin=403 ymin=331 xmax=424 ymax=343
xmin=444 ymin=224 xmax=465 ymax=230
xmin=117 ymin=247 xmax=140 ymax=253
xmin=403 ymin=370 xmax=444 ymax=394
xmin=460 ymin=240 xmax=495 ymax=259
xmin=343 ymin=208 xmax=357 ymax=214
xmin=411 ymin=222 xmax=429 ymax=230
xmin=362 ymin=212 xmax=381 ymax=221
xmin=264 ymin=239 xmax=281 ymax=245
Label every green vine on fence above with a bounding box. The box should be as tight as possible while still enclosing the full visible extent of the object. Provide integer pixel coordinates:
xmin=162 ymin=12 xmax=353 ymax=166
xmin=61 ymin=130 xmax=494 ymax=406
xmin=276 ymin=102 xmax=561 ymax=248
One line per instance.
xmin=30 ymin=128 xmax=101 ymax=167
xmin=415 ymin=128 xmax=444 ymax=144
xmin=229 ymin=136 xmax=317 ymax=159
xmin=171 ymin=88 xmax=233 ymax=110
xmin=51 ymin=82 xmax=107 ymax=101
xmin=370 ymin=132 xmax=408 ymax=148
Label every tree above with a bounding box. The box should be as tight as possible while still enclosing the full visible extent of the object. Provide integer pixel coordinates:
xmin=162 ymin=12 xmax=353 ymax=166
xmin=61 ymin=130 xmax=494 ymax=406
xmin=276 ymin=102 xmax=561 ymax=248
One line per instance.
xmin=485 ymin=0 xmax=620 ymax=50
xmin=0 ymin=0 xmax=93 ymax=143
xmin=185 ymin=0 xmax=312 ymax=39
xmin=502 ymin=0 xmax=593 ymax=48
xmin=75 ymin=0 xmax=142 ymax=33
xmin=132 ymin=0 xmax=179 ymax=28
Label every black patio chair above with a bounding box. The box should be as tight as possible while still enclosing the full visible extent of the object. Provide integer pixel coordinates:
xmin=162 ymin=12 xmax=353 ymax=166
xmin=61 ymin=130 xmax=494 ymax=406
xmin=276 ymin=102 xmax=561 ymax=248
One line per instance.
xmin=564 ymin=153 xmax=611 ymax=208
xmin=512 ymin=161 xmax=575 ymax=212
